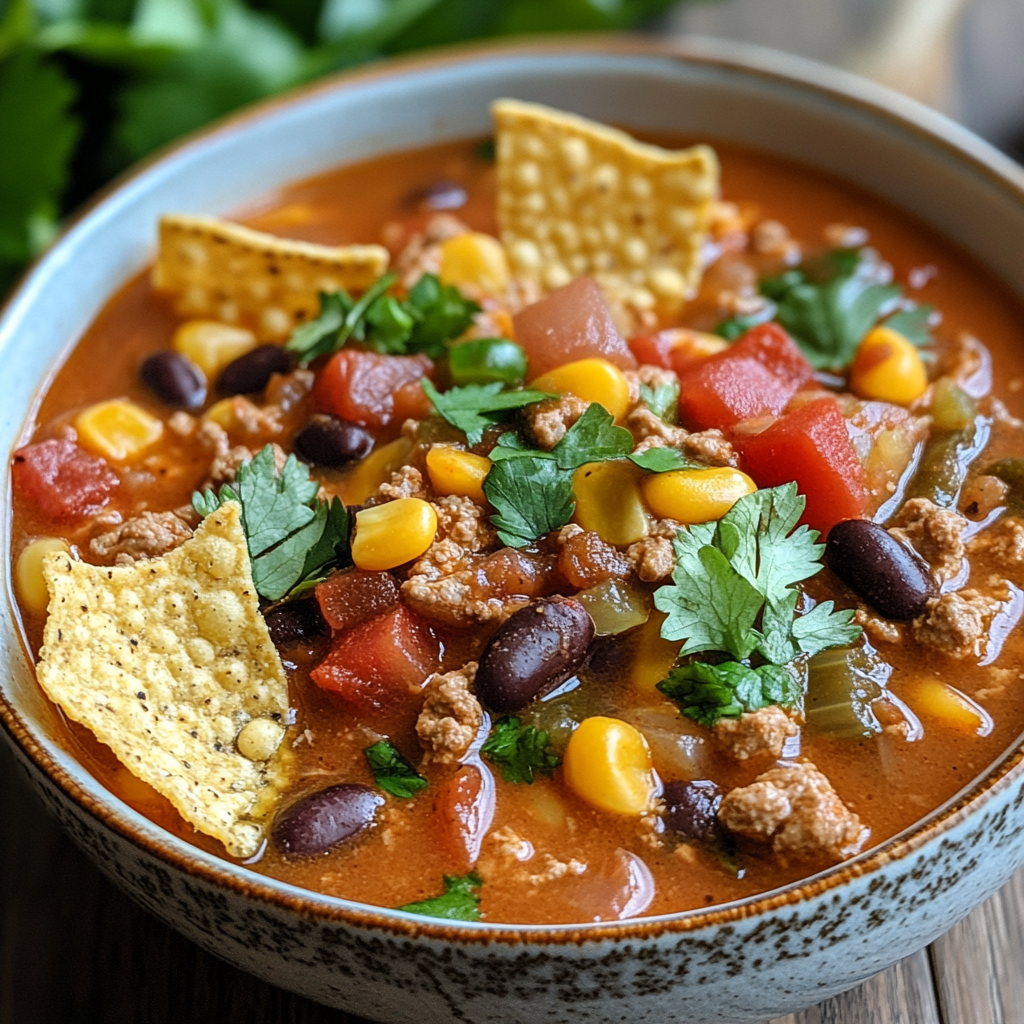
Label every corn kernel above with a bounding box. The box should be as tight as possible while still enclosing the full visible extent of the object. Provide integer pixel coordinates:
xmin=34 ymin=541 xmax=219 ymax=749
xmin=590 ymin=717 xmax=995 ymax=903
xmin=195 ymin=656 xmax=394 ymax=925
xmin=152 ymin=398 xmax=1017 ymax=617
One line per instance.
xmin=630 ymin=611 xmax=679 ymax=693
xmin=425 ymin=445 xmax=492 ymax=504
xmin=563 ymin=716 xmax=657 ymax=815
xmin=15 ymin=538 xmax=69 ymax=618
xmin=352 ymin=497 xmax=438 ymax=571
xmin=572 ymin=460 xmax=649 ymax=545
xmin=202 ymin=397 xmax=239 ymax=431
xmin=173 ymin=320 xmax=257 ymax=380
xmin=337 ymin=437 xmax=413 ymax=505
xmin=236 ymin=718 xmax=285 ymax=761
xmin=532 ymin=358 xmax=631 ymax=421
xmin=642 ymin=467 xmax=756 ymax=524
xmin=849 ymin=326 xmax=927 ymax=405
xmin=439 ymin=232 xmax=511 ymax=294
xmin=75 ymin=400 xmax=163 ymax=461
xmin=908 ymin=678 xmax=993 ymax=736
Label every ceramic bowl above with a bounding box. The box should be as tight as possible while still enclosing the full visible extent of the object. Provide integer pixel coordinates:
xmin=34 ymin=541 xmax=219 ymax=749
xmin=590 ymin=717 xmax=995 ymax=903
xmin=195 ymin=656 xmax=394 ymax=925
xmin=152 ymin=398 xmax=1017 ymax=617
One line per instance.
xmin=5 ymin=37 xmax=1024 ymax=1024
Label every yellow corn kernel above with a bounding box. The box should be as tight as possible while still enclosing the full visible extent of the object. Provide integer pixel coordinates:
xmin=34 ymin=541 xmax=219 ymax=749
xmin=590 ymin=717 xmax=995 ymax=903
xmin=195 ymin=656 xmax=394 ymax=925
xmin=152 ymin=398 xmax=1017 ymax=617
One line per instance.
xmin=438 ymin=232 xmax=510 ymax=294
xmin=630 ymin=611 xmax=679 ymax=693
xmin=532 ymin=358 xmax=631 ymax=421
xmin=572 ymin=460 xmax=649 ymax=545
xmin=337 ymin=437 xmax=413 ymax=505
xmin=849 ymin=326 xmax=927 ymax=405
xmin=15 ymin=538 xmax=69 ymax=618
xmin=563 ymin=716 xmax=657 ymax=815
xmin=425 ymin=445 xmax=492 ymax=505
xmin=642 ymin=467 xmax=756 ymax=524
xmin=173 ymin=319 xmax=256 ymax=380
xmin=909 ymin=679 xmax=993 ymax=736
xmin=75 ymin=400 xmax=163 ymax=461
xmin=352 ymin=497 xmax=438 ymax=571
xmin=202 ymin=397 xmax=238 ymax=431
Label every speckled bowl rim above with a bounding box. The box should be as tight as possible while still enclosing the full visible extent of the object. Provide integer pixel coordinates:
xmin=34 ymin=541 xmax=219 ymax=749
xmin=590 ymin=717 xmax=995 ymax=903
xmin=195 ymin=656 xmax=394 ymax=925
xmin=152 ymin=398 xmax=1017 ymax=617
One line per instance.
xmin=4 ymin=33 xmax=1024 ymax=945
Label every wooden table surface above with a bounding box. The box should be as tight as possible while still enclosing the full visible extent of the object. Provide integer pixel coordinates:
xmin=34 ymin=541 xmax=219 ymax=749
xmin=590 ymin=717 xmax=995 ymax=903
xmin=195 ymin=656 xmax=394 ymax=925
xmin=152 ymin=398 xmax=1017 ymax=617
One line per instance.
xmin=0 ymin=728 xmax=1020 ymax=1024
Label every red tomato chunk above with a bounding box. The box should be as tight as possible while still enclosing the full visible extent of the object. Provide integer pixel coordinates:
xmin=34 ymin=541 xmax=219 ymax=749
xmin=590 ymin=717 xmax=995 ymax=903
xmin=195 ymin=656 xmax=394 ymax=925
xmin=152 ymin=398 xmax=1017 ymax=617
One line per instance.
xmin=435 ymin=763 xmax=494 ymax=871
xmin=678 ymin=324 xmax=814 ymax=432
xmin=11 ymin=439 xmax=119 ymax=521
xmin=310 ymin=604 xmax=440 ymax=710
xmin=315 ymin=569 xmax=400 ymax=632
xmin=313 ymin=349 xmax=432 ymax=428
xmin=513 ymin=277 xmax=636 ymax=378
xmin=738 ymin=397 xmax=868 ymax=536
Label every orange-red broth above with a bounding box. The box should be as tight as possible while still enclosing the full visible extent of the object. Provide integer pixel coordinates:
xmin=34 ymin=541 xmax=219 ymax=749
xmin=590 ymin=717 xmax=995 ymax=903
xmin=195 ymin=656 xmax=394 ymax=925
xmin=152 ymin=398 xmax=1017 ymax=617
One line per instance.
xmin=11 ymin=137 xmax=1024 ymax=924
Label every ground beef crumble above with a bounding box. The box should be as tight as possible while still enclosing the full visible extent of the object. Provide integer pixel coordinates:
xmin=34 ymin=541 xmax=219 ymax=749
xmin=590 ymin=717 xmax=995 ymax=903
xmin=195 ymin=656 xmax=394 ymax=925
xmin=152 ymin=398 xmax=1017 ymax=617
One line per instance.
xmin=89 ymin=510 xmax=195 ymax=565
xmin=526 ymin=395 xmax=589 ymax=449
xmin=625 ymin=518 xmax=681 ymax=583
xmin=374 ymin=465 xmax=429 ymax=502
xmin=714 ymin=707 xmax=800 ymax=761
xmin=888 ymin=497 xmax=966 ymax=583
xmin=415 ymin=662 xmax=482 ymax=765
xmin=913 ymin=588 xmax=1004 ymax=657
xmin=969 ymin=518 xmax=1024 ymax=565
xmin=718 ymin=762 xmax=867 ymax=861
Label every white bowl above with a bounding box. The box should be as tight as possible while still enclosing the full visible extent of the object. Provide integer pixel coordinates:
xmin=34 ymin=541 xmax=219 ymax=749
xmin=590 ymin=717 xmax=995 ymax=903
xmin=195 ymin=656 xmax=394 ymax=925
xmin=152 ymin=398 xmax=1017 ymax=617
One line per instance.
xmin=4 ymin=37 xmax=1024 ymax=1024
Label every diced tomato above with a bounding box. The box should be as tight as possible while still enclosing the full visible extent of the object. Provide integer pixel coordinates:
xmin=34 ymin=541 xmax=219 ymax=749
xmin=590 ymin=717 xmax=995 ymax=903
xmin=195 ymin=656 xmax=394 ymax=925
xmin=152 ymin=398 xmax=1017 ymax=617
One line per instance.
xmin=310 ymin=604 xmax=439 ymax=710
xmin=434 ymin=763 xmax=495 ymax=870
xmin=393 ymin=378 xmax=433 ymax=421
xmin=677 ymin=323 xmax=815 ymax=432
xmin=628 ymin=332 xmax=675 ymax=369
xmin=11 ymin=439 xmax=119 ymax=521
xmin=513 ymin=277 xmax=637 ymax=378
xmin=737 ymin=397 xmax=868 ymax=536
xmin=313 ymin=350 xmax=432 ymax=428
xmin=315 ymin=569 xmax=400 ymax=632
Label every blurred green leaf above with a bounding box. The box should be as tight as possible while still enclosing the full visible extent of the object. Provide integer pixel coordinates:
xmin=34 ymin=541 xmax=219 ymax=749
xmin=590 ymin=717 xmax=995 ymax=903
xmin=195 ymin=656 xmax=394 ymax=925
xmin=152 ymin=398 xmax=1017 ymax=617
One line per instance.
xmin=0 ymin=44 xmax=80 ymax=286
xmin=0 ymin=0 xmax=36 ymax=59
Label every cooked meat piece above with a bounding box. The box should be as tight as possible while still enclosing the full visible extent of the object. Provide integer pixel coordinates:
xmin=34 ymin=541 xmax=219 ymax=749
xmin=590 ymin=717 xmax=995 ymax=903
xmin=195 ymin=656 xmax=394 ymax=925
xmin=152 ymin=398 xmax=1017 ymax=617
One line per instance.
xmin=914 ymin=589 xmax=1003 ymax=657
xmin=852 ymin=608 xmax=902 ymax=645
xmin=525 ymin=394 xmax=589 ymax=449
xmin=627 ymin=406 xmax=689 ymax=449
xmin=968 ymin=518 xmax=1024 ymax=564
xmin=375 ymin=465 xmax=429 ymax=502
xmin=888 ymin=497 xmax=967 ymax=583
xmin=391 ymin=213 xmax=471 ymax=287
xmin=714 ymin=706 xmax=799 ymax=761
xmin=403 ymin=572 xmax=530 ymax=626
xmin=409 ymin=496 xmax=498 ymax=580
xmin=683 ymin=429 xmax=738 ymax=468
xmin=416 ymin=662 xmax=483 ymax=765
xmin=718 ymin=762 xmax=867 ymax=861
xmin=625 ymin=517 xmax=681 ymax=583
xmin=89 ymin=510 xmax=194 ymax=565
xmin=263 ymin=368 xmax=314 ymax=411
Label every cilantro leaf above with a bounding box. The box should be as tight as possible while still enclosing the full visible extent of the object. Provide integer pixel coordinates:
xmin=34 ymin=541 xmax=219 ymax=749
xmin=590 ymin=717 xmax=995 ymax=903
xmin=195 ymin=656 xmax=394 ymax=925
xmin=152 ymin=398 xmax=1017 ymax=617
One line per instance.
xmin=551 ymin=402 xmax=633 ymax=471
xmin=364 ymin=740 xmax=428 ymax=799
xmin=658 ymin=661 xmax=801 ymax=728
xmin=481 ymin=717 xmax=560 ymax=784
xmin=761 ymin=249 xmax=904 ymax=370
xmin=627 ymin=447 xmax=700 ymax=473
xmin=638 ymin=380 xmax=680 ymax=421
xmin=884 ymin=304 xmax=934 ymax=346
xmin=714 ymin=305 xmax=776 ymax=341
xmin=191 ymin=444 xmax=351 ymax=601
xmin=487 ymin=431 xmax=554 ymax=461
xmin=484 ymin=455 xmax=575 ymax=547
xmin=405 ymin=273 xmax=480 ymax=357
xmin=399 ymin=872 xmax=482 ymax=922
xmin=422 ymin=380 xmax=552 ymax=446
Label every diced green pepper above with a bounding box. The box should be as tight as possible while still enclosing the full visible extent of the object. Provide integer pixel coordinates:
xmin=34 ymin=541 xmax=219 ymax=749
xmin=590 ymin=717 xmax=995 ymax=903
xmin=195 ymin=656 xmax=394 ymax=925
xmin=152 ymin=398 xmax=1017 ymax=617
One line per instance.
xmin=905 ymin=416 xmax=990 ymax=509
xmin=930 ymin=378 xmax=976 ymax=431
xmin=805 ymin=646 xmax=889 ymax=739
xmin=448 ymin=338 xmax=528 ymax=387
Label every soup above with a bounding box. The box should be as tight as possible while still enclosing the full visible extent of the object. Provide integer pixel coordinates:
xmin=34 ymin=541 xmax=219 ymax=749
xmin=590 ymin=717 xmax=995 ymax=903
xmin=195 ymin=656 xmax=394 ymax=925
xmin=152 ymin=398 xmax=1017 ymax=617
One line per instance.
xmin=10 ymin=102 xmax=1024 ymax=925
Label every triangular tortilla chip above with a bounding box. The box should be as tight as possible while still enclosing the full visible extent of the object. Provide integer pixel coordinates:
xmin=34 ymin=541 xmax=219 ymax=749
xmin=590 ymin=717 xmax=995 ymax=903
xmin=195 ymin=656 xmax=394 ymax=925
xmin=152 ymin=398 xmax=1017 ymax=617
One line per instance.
xmin=493 ymin=98 xmax=719 ymax=315
xmin=153 ymin=214 xmax=389 ymax=340
xmin=37 ymin=502 xmax=290 ymax=858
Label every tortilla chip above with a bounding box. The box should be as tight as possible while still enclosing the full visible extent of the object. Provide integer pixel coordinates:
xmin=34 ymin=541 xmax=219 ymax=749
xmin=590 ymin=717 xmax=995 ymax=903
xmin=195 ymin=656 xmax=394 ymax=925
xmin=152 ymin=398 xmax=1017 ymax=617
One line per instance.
xmin=152 ymin=214 xmax=390 ymax=340
xmin=492 ymin=98 xmax=719 ymax=315
xmin=37 ymin=502 xmax=289 ymax=858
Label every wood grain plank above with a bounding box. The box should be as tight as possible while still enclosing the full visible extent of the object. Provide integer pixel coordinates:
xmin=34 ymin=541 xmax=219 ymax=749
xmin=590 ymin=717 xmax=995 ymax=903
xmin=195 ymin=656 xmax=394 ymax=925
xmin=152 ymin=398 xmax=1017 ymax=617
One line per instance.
xmin=771 ymin=950 xmax=942 ymax=1024
xmin=929 ymin=868 xmax=1024 ymax=1024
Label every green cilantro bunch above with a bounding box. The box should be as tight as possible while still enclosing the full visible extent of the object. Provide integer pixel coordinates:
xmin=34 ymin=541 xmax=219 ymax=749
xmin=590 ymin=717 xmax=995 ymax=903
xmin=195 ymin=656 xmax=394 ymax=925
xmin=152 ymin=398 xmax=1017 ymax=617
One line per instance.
xmin=655 ymin=483 xmax=861 ymax=727
xmin=481 ymin=717 xmax=560 ymax=784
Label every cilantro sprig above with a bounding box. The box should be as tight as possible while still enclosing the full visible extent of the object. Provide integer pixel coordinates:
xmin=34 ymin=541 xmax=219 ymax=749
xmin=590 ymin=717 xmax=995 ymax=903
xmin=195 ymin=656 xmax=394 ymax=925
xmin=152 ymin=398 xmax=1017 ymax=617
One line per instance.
xmin=421 ymin=380 xmax=554 ymax=446
xmin=192 ymin=445 xmax=350 ymax=601
xmin=286 ymin=273 xmax=480 ymax=366
xmin=481 ymin=717 xmax=560 ymax=784
xmin=654 ymin=484 xmax=860 ymax=727
xmin=758 ymin=248 xmax=933 ymax=370
xmin=639 ymin=380 xmax=680 ymax=421
xmin=398 ymin=872 xmax=482 ymax=922
xmin=364 ymin=740 xmax=428 ymax=799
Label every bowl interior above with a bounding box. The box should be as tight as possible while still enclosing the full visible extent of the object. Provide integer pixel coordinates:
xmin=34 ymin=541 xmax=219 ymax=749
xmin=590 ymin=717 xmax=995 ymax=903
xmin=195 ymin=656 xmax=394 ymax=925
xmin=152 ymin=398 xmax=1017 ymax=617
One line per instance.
xmin=5 ymin=36 xmax=1024 ymax=930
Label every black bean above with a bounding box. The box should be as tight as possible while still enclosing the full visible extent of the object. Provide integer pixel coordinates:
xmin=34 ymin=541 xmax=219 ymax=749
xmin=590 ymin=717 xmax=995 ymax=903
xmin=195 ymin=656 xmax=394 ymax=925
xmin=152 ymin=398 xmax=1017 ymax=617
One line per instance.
xmin=264 ymin=599 xmax=328 ymax=647
xmin=662 ymin=780 xmax=722 ymax=844
xmin=217 ymin=345 xmax=293 ymax=395
xmin=140 ymin=351 xmax=206 ymax=409
xmin=402 ymin=179 xmax=467 ymax=211
xmin=293 ymin=414 xmax=374 ymax=467
xmin=475 ymin=598 xmax=595 ymax=713
xmin=826 ymin=518 xmax=935 ymax=620
xmin=271 ymin=783 xmax=382 ymax=857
